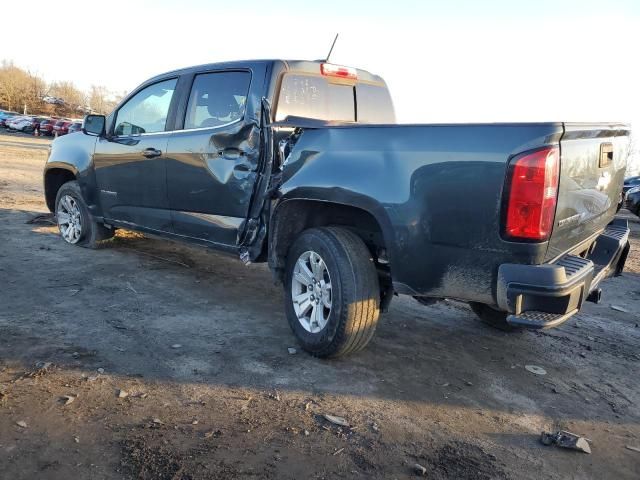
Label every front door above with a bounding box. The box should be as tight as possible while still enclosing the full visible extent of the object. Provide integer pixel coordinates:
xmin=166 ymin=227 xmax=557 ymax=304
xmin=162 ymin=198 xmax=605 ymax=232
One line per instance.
xmin=165 ymin=71 xmax=257 ymax=246
xmin=94 ymin=78 xmax=177 ymax=232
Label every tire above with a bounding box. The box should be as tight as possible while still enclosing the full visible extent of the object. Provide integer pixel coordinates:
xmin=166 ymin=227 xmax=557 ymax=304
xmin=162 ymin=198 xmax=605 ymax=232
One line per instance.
xmin=55 ymin=180 xmax=113 ymax=248
xmin=284 ymin=227 xmax=380 ymax=358
xmin=469 ymin=302 xmax=521 ymax=332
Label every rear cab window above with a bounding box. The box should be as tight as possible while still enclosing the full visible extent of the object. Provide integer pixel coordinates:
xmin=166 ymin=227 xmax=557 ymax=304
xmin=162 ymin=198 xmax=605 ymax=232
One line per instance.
xmin=275 ymin=70 xmax=395 ymax=124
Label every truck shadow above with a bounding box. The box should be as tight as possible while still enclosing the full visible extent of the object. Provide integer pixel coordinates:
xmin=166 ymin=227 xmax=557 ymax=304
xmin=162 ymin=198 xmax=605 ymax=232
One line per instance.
xmin=2 ymin=206 xmax=640 ymax=428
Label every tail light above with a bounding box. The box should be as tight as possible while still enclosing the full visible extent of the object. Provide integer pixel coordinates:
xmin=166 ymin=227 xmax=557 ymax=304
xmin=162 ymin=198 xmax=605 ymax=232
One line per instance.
xmin=503 ymin=146 xmax=559 ymax=241
xmin=320 ymin=63 xmax=357 ymax=80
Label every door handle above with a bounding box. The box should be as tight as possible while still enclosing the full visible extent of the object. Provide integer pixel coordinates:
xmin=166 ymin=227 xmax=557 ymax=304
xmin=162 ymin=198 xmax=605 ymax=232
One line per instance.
xmin=218 ymin=148 xmax=246 ymax=160
xmin=142 ymin=148 xmax=162 ymax=158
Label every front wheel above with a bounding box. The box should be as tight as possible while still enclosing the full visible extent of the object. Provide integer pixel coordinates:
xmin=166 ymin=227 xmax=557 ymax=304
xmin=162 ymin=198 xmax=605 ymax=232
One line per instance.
xmin=55 ymin=180 xmax=113 ymax=248
xmin=284 ymin=227 xmax=380 ymax=358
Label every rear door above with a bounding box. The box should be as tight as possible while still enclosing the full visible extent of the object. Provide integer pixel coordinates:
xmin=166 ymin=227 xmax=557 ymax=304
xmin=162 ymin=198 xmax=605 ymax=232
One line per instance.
xmin=165 ymin=70 xmax=258 ymax=246
xmin=94 ymin=78 xmax=177 ymax=231
xmin=546 ymin=123 xmax=631 ymax=260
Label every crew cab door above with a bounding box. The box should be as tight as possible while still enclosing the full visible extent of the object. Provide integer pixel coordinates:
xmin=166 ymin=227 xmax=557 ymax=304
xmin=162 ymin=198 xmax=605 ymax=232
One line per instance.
xmin=165 ymin=70 xmax=260 ymax=247
xmin=94 ymin=78 xmax=177 ymax=231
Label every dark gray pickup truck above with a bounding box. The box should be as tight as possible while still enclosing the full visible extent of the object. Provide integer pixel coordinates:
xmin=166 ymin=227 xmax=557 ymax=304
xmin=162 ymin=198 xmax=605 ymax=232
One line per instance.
xmin=43 ymin=59 xmax=631 ymax=357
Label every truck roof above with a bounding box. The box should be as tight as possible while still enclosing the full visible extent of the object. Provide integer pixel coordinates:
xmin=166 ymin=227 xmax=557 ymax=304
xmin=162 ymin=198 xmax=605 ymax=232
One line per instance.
xmin=145 ymin=59 xmax=387 ymax=86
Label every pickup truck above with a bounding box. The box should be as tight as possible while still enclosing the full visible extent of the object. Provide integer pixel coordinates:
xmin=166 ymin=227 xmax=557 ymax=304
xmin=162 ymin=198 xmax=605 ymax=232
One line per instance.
xmin=43 ymin=59 xmax=631 ymax=357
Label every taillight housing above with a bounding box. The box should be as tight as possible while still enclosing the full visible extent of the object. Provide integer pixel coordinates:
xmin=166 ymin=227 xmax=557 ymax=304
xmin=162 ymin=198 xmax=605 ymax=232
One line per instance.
xmin=502 ymin=146 xmax=559 ymax=242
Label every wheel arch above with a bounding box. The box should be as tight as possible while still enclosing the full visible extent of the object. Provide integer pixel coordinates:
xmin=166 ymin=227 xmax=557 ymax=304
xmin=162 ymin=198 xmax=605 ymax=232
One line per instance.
xmin=44 ymin=164 xmax=79 ymax=212
xmin=268 ymin=195 xmax=395 ymax=283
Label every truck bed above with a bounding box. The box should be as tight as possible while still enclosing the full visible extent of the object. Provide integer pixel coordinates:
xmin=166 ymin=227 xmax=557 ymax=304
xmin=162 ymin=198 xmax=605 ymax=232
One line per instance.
xmin=278 ymin=121 xmax=630 ymax=305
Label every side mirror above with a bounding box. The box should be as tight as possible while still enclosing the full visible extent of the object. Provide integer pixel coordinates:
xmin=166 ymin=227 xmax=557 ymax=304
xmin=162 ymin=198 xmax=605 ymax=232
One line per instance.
xmin=83 ymin=114 xmax=106 ymax=136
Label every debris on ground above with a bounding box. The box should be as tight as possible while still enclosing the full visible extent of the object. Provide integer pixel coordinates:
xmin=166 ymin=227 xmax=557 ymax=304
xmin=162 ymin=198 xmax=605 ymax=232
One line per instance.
xmin=413 ymin=463 xmax=427 ymax=475
xmin=525 ymin=365 xmax=547 ymax=376
xmin=287 ymin=347 xmax=297 ymax=355
xmin=333 ymin=447 xmax=345 ymax=456
xmin=540 ymin=430 xmax=591 ymax=454
xmin=74 ymin=436 xmax=80 ymax=444
xmin=25 ymin=213 xmax=55 ymax=225
xmin=97 ymin=368 xmax=105 ymax=374
xmin=269 ymin=390 xmax=281 ymax=401
xmin=152 ymin=418 xmax=164 ymax=425
xmin=626 ymin=445 xmax=640 ymax=453
xmin=117 ymin=389 xmax=129 ymax=399
xmin=323 ymin=414 xmax=349 ymax=427
xmin=61 ymin=394 xmax=76 ymax=406
xmin=16 ymin=420 xmax=27 ymax=428
xmin=171 ymin=344 xmax=182 ymax=349
xmin=610 ymin=305 xmax=629 ymax=313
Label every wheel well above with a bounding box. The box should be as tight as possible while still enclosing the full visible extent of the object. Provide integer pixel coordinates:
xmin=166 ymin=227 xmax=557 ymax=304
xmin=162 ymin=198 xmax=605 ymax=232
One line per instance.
xmin=269 ymin=200 xmax=390 ymax=281
xmin=44 ymin=169 xmax=76 ymax=212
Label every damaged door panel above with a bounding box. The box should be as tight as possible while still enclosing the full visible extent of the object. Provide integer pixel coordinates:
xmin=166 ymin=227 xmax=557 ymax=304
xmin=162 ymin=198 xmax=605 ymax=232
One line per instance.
xmin=165 ymin=70 xmax=259 ymax=247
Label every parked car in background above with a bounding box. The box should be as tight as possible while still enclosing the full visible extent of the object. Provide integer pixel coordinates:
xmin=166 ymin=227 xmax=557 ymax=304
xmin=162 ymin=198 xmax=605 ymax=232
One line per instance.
xmin=0 ymin=110 xmax=20 ymax=123
xmin=13 ymin=116 xmax=47 ymax=133
xmin=53 ymin=120 xmax=72 ymax=136
xmin=623 ymin=176 xmax=640 ymax=195
xmin=6 ymin=116 xmax=32 ymax=130
xmin=67 ymin=121 xmax=83 ymax=134
xmin=626 ymin=185 xmax=640 ymax=216
xmin=1 ymin=114 xmax=22 ymax=128
xmin=8 ymin=117 xmax=34 ymax=131
xmin=39 ymin=118 xmax=59 ymax=136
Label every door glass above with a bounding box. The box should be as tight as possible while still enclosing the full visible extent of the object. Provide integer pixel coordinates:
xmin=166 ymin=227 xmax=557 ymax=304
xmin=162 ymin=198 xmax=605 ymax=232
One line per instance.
xmin=184 ymin=71 xmax=251 ymax=130
xmin=114 ymin=78 xmax=177 ymax=136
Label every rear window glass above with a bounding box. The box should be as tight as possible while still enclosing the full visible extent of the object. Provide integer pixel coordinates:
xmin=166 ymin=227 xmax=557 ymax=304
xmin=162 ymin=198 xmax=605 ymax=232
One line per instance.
xmin=276 ymin=74 xmax=355 ymax=122
xmin=356 ymin=84 xmax=396 ymax=123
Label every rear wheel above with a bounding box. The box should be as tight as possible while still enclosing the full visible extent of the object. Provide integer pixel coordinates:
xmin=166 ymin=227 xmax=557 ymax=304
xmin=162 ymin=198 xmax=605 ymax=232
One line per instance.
xmin=55 ymin=180 xmax=113 ymax=248
xmin=469 ymin=302 xmax=521 ymax=332
xmin=284 ymin=227 xmax=380 ymax=358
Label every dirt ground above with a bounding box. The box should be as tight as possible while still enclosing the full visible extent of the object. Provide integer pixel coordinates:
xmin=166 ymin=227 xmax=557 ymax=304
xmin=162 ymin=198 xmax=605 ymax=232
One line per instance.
xmin=1 ymin=131 xmax=639 ymax=479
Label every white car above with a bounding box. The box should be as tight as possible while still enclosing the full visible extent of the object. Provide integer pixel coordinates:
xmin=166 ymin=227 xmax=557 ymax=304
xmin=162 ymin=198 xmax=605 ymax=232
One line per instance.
xmin=8 ymin=117 xmax=38 ymax=132
xmin=6 ymin=116 xmax=29 ymax=130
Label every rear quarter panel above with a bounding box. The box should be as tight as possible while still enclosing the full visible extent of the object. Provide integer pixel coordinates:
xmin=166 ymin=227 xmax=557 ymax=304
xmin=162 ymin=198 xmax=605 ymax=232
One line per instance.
xmin=278 ymin=123 xmax=564 ymax=304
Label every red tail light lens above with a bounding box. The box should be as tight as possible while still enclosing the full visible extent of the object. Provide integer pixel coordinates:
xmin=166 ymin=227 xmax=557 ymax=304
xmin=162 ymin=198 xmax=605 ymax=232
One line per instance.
xmin=503 ymin=146 xmax=559 ymax=241
xmin=320 ymin=63 xmax=357 ymax=80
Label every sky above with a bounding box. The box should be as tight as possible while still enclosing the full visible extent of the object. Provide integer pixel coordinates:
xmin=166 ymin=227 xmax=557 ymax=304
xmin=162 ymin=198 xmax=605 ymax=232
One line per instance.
xmin=2 ymin=0 xmax=639 ymax=132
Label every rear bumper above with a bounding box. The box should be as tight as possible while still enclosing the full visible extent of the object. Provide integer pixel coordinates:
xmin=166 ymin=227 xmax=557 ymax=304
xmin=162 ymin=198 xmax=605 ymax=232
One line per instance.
xmin=496 ymin=219 xmax=630 ymax=329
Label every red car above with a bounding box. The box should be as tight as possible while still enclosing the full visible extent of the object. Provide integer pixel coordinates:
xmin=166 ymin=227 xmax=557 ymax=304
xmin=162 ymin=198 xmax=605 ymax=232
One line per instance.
xmin=53 ymin=120 xmax=72 ymax=136
xmin=39 ymin=118 xmax=60 ymax=136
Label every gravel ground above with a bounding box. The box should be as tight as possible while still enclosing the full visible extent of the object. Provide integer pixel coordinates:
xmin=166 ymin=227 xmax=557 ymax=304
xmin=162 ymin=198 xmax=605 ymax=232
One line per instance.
xmin=1 ymin=132 xmax=639 ymax=479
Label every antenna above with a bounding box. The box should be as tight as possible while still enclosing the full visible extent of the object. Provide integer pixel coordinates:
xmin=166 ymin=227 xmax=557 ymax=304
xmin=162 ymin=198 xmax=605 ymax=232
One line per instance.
xmin=325 ymin=33 xmax=339 ymax=62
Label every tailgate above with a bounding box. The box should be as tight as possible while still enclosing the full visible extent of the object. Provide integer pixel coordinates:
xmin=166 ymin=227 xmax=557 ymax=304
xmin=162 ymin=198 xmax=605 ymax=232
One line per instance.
xmin=546 ymin=123 xmax=631 ymax=260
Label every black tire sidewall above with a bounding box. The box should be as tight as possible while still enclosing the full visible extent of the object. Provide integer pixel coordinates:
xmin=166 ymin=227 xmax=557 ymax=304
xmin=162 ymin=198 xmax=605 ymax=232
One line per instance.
xmin=284 ymin=229 xmax=347 ymax=354
xmin=55 ymin=181 xmax=93 ymax=246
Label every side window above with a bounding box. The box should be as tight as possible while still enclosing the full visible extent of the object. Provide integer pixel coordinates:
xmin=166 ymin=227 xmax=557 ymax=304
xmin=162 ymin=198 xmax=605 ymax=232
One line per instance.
xmin=184 ymin=71 xmax=251 ymax=130
xmin=114 ymin=78 xmax=177 ymax=136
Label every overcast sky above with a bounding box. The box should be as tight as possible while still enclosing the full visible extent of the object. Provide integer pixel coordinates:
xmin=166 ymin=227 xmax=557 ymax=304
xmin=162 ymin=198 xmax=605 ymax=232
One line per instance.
xmin=2 ymin=0 xmax=639 ymax=130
